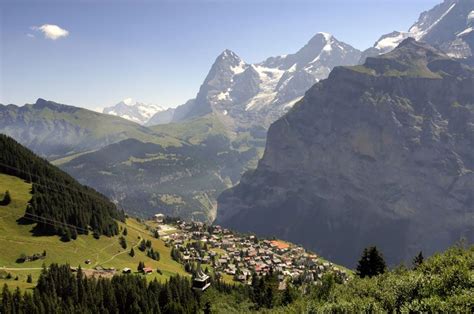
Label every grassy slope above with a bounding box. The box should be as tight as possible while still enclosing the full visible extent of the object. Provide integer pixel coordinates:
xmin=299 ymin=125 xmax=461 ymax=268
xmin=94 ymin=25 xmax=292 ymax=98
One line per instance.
xmin=0 ymin=173 xmax=188 ymax=291
xmin=1 ymin=103 xmax=184 ymax=159
xmin=151 ymin=113 xmax=229 ymax=145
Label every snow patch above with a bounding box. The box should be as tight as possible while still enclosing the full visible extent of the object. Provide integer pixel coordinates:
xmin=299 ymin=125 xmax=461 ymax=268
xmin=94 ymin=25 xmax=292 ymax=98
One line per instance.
xmin=230 ymin=60 xmax=246 ymax=74
xmin=318 ymin=32 xmax=332 ymax=41
xmin=468 ymin=11 xmax=474 ymax=22
xmin=322 ymin=41 xmax=333 ymax=53
xmin=375 ymin=32 xmax=412 ymax=50
xmin=283 ymin=96 xmax=304 ymax=110
xmin=216 ymin=91 xmax=230 ymax=101
xmin=458 ymin=27 xmax=474 ymax=37
xmin=122 ymin=98 xmax=134 ymax=106
xmin=245 ymin=64 xmax=284 ymax=111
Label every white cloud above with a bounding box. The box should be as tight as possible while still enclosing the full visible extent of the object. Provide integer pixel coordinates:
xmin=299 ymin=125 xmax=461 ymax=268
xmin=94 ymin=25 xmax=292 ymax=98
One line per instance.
xmin=26 ymin=33 xmax=35 ymax=38
xmin=31 ymin=24 xmax=69 ymax=40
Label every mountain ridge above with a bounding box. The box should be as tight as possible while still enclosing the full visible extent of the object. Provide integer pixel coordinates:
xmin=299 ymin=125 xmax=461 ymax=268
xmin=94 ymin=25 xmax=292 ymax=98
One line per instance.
xmin=0 ymin=98 xmax=181 ymax=158
xmin=147 ymin=32 xmax=361 ymax=130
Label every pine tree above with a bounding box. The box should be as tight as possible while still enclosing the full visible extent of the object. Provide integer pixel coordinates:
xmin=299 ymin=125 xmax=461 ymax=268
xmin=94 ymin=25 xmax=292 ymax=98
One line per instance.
xmin=123 ymin=228 xmax=128 ymax=236
xmin=27 ymin=274 xmax=33 ymax=283
xmin=137 ymin=261 xmax=145 ymax=272
xmin=203 ymin=301 xmax=212 ymax=314
xmin=71 ymin=227 xmax=78 ymax=240
xmin=356 ymin=246 xmax=386 ymax=278
xmin=129 ymin=248 xmax=135 ymax=257
xmin=0 ymin=190 xmax=11 ymax=206
xmin=413 ymin=251 xmax=424 ymax=269
xmin=139 ymin=240 xmax=147 ymax=252
xmin=119 ymin=236 xmax=127 ymax=249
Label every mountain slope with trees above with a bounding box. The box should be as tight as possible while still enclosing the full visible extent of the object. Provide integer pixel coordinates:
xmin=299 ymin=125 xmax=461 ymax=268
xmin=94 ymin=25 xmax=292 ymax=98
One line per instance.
xmin=0 ymin=134 xmax=124 ymax=238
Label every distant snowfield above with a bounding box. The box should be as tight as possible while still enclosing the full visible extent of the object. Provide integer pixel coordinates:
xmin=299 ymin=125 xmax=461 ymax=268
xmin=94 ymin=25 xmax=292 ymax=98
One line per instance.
xmin=103 ymin=98 xmax=164 ymax=124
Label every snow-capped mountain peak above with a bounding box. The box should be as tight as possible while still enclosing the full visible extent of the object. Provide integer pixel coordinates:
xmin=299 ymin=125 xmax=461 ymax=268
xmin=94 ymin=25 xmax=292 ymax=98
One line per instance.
xmin=362 ymin=0 xmax=474 ymax=62
xmin=103 ymin=99 xmax=164 ymax=124
xmin=121 ymin=97 xmax=134 ymax=106
xmin=148 ymin=32 xmax=361 ymax=128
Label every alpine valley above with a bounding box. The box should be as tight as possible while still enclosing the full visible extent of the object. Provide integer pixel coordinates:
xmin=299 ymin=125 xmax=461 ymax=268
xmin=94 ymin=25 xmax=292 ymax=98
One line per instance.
xmin=0 ymin=31 xmax=362 ymax=221
xmin=1 ymin=0 xmax=474 ymax=312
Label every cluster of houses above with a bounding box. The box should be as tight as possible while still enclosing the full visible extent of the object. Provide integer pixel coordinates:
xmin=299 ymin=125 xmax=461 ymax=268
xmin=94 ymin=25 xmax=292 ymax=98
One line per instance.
xmin=161 ymin=220 xmax=350 ymax=287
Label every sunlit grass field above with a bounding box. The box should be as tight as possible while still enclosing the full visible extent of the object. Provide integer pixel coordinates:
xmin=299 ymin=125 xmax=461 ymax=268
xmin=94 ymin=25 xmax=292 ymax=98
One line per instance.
xmin=0 ymin=173 xmax=188 ymax=291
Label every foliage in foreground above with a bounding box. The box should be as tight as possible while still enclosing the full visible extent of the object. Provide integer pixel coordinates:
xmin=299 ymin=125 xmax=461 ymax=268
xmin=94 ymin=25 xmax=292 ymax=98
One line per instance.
xmin=292 ymin=244 xmax=474 ymax=313
xmin=1 ymin=244 xmax=473 ymax=313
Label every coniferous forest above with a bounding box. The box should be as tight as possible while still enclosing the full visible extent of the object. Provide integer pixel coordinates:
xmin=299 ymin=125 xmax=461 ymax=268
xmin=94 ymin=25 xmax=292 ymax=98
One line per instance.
xmin=0 ymin=135 xmax=124 ymax=239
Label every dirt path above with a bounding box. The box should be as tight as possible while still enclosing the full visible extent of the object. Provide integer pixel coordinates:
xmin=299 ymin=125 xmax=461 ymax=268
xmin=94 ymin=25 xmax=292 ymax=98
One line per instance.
xmin=1 ymin=267 xmax=44 ymax=271
xmin=96 ymin=233 xmax=142 ymax=266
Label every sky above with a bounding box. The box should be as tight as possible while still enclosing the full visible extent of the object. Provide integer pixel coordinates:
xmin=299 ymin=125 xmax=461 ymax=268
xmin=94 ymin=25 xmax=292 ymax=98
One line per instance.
xmin=1 ymin=0 xmax=441 ymax=111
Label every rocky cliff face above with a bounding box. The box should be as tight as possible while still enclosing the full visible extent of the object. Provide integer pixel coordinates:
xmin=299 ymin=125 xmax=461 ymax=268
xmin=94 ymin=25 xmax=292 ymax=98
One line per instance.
xmin=216 ymin=39 xmax=474 ymax=267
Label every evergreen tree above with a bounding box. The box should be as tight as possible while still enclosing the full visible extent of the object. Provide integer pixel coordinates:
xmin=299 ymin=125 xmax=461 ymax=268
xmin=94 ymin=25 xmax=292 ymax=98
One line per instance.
xmin=129 ymin=248 xmax=135 ymax=257
xmin=61 ymin=228 xmax=72 ymax=242
xmin=0 ymin=190 xmax=11 ymax=206
xmin=203 ymin=301 xmax=212 ymax=314
xmin=413 ymin=251 xmax=424 ymax=269
xmin=123 ymin=228 xmax=128 ymax=236
xmin=137 ymin=261 xmax=145 ymax=272
xmin=356 ymin=246 xmax=387 ymax=278
xmin=139 ymin=240 xmax=147 ymax=252
xmin=119 ymin=236 xmax=127 ymax=249
xmin=27 ymin=274 xmax=33 ymax=283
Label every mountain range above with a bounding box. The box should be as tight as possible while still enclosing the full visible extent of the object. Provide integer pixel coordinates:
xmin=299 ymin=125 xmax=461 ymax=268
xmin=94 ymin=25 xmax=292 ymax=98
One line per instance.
xmin=0 ymin=98 xmax=180 ymax=159
xmin=0 ymin=32 xmax=362 ymax=222
xmin=147 ymin=33 xmax=361 ymax=130
xmin=103 ymin=98 xmax=165 ymax=125
xmin=216 ymin=38 xmax=474 ymax=267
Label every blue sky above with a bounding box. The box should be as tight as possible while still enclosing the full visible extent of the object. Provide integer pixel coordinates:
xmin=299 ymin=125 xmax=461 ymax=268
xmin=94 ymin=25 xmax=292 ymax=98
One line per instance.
xmin=1 ymin=0 xmax=440 ymax=111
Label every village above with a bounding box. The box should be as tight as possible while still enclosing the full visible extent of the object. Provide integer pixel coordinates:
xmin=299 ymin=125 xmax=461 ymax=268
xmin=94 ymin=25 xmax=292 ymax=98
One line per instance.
xmin=157 ymin=214 xmax=350 ymax=289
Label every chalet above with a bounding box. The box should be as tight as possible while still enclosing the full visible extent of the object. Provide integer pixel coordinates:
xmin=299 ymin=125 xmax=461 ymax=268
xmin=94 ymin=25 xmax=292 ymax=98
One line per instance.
xmin=122 ymin=268 xmax=132 ymax=274
xmin=142 ymin=267 xmax=153 ymax=275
